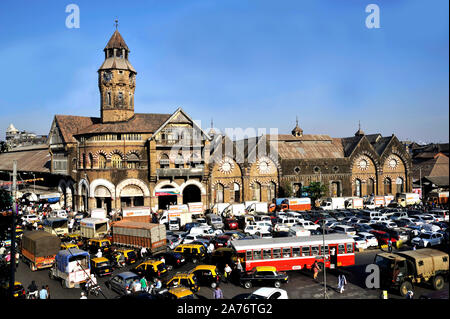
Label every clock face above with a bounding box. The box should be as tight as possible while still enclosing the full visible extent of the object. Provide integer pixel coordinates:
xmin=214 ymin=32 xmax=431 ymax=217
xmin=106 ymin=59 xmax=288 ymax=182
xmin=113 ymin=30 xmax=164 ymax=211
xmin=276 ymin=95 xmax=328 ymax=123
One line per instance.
xmin=357 ymin=158 xmax=369 ymax=170
xmin=103 ymin=71 xmax=112 ymax=82
xmin=389 ymin=158 xmax=398 ymax=168
xmin=219 ymin=158 xmax=234 ymax=174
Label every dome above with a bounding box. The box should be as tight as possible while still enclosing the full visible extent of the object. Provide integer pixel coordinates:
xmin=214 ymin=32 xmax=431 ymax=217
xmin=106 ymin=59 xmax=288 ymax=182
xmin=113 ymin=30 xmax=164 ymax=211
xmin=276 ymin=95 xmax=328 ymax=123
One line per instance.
xmin=6 ymin=123 xmax=18 ymax=133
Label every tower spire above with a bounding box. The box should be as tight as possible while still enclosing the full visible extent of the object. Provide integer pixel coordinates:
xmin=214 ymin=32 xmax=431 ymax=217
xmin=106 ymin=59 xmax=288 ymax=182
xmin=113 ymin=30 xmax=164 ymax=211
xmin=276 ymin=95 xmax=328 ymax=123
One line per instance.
xmin=114 ymin=19 xmax=119 ymax=30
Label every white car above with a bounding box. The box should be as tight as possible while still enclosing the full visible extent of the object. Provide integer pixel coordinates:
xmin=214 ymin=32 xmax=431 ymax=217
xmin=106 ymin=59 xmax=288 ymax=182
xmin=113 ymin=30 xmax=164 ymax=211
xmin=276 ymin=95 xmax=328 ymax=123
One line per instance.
xmin=411 ymin=231 xmax=444 ymax=248
xmin=182 ymin=234 xmax=203 ymax=244
xmin=245 ymin=288 xmax=288 ymax=300
xmin=195 ymin=218 xmax=208 ymax=227
xmin=420 ymin=223 xmax=441 ymax=233
xmin=400 ymin=217 xmax=423 ymax=226
xmin=295 ymin=220 xmax=320 ymax=231
xmin=333 ymin=225 xmax=357 ymax=236
xmin=357 ymin=232 xmax=379 ymax=248
xmin=257 ymin=231 xmax=273 ymax=239
xmin=254 ymin=221 xmax=272 ymax=232
xmin=369 ymin=216 xmax=389 ymax=224
xmin=244 ymin=224 xmax=263 ymax=236
xmin=350 ymin=235 xmax=368 ymax=250
xmin=379 ymin=221 xmax=398 ymax=229
xmin=22 ymin=214 xmax=39 ymax=224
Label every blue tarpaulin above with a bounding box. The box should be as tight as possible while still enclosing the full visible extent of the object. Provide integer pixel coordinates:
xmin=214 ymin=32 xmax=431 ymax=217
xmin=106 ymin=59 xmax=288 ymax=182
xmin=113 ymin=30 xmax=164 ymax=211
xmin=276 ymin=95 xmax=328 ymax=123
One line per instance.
xmin=55 ymin=248 xmax=90 ymax=273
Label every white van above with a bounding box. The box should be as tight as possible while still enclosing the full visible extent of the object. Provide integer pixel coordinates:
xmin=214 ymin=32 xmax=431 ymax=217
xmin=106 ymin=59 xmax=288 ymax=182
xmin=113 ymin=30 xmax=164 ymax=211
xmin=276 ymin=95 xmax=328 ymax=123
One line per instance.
xmin=333 ymin=225 xmax=357 ymax=236
xmin=274 ymin=216 xmax=297 ymax=232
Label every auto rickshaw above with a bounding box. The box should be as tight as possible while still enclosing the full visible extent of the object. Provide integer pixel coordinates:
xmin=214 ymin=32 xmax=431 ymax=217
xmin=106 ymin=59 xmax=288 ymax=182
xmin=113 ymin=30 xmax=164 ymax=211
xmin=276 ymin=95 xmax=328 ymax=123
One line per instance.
xmin=0 ymin=281 xmax=26 ymax=299
xmin=90 ymin=257 xmax=113 ymax=277
xmin=114 ymin=248 xmax=137 ymax=265
xmin=87 ymin=239 xmax=111 ymax=254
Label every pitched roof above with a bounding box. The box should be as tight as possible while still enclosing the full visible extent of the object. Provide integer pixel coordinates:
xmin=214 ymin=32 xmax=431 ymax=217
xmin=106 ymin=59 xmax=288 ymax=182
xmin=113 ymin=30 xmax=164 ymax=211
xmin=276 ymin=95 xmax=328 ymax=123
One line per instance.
xmin=411 ymin=154 xmax=449 ymax=180
xmin=75 ymin=113 xmax=171 ymax=136
xmin=423 ymin=176 xmax=449 ymax=187
xmin=54 ymin=115 xmax=98 ymax=143
xmin=268 ymin=136 xmax=345 ymax=160
xmin=104 ymin=30 xmax=129 ymax=51
xmin=0 ymin=145 xmax=51 ymax=173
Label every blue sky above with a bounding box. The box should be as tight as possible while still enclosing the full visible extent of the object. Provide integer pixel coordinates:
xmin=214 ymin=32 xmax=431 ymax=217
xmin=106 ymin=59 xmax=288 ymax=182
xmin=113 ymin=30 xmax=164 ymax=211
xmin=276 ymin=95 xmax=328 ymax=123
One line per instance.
xmin=0 ymin=0 xmax=448 ymax=143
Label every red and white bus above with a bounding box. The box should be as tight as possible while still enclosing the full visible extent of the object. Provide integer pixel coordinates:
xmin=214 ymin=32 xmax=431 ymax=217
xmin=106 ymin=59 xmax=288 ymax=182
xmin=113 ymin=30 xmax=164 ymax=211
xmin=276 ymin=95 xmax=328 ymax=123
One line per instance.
xmin=231 ymin=233 xmax=355 ymax=272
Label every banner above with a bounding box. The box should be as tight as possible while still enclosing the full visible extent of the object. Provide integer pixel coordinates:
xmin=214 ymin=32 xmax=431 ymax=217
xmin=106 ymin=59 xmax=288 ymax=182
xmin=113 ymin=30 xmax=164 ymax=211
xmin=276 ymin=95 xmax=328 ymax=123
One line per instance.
xmin=155 ymin=188 xmax=180 ymax=196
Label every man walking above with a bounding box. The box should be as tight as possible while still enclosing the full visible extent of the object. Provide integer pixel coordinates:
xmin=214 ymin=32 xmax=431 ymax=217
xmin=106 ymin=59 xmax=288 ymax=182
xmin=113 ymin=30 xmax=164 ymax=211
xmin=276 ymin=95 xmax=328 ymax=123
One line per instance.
xmin=39 ymin=286 xmax=48 ymax=299
xmin=337 ymin=273 xmax=347 ymax=293
xmin=312 ymin=260 xmax=320 ymax=280
xmin=213 ymin=286 xmax=223 ymax=299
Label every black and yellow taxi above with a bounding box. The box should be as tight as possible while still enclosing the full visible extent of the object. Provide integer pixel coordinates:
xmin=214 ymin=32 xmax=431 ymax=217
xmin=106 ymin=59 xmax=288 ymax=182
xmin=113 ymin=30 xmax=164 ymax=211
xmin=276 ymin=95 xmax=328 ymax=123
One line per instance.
xmin=87 ymin=238 xmax=111 ymax=254
xmin=61 ymin=233 xmax=84 ymax=247
xmin=90 ymin=257 xmax=113 ymax=277
xmin=173 ymin=244 xmax=206 ymax=263
xmin=189 ymin=265 xmax=223 ymax=288
xmin=166 ymin=287 xmax=198 ymax=300
xmin=0 ymin=281 xmax=26 ymax=299
xmin=240 ymin=266 xmax=289 ymax=289
xmin=165 ymin=272 xmax=199 ymax=292
xmin=132 ymin=259 xmax=168 ymax=280
xmin=61 ymin=242 xmax=79 ymax=250
xmin=114 ymin=248 xmax=137 ymax=265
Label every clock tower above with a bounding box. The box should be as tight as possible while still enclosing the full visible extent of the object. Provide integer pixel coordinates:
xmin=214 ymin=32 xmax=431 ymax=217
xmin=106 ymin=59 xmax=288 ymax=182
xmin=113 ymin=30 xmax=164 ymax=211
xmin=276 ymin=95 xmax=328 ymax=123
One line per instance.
xmin=98 ymin=29 xmax=137 ymax=123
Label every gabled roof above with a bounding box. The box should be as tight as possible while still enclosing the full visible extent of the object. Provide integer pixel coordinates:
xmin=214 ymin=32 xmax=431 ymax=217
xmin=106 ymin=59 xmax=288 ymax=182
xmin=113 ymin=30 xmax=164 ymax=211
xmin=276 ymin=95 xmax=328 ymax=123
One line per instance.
xmin=104 ymin=30 xmax=129 ymax=51
xmin=0 ymin=145 xmax=51 ymax=173
xmin=54 ymin=115 xmax=98 ymax=143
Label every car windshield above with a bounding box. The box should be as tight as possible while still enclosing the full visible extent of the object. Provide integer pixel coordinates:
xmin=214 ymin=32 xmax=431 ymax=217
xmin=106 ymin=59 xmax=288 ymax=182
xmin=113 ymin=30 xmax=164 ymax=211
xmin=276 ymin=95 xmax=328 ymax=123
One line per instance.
xmin=420 ymin=234 xmax=432 ymax=239
xmin=422 ymin=216 xmax=433 ymax=220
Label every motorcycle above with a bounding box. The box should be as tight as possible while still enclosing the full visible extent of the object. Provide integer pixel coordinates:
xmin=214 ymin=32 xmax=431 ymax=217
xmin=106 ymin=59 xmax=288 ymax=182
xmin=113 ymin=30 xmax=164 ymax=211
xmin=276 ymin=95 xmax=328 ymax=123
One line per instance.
xmin=87 ymin=284 xmax=102 ymax=296
xmin=26 ymin=290 xmax=39 ymax=299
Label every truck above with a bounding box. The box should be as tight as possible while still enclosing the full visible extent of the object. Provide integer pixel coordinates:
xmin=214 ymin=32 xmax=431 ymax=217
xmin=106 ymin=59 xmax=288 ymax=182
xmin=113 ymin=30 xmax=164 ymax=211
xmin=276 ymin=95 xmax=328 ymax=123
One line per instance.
xmin=428 ymin=191 xmax=449 ymax=205
xmin=111 ymin=220 xmax=167 ymax=255
xmin=90 ymin=208 xmax=107 ymax=219
xmin=79 ymin=218 xmax=109 ymax=239
xmin=21 ymin=231 xmax=61 ymax=271
xmin=277 ymin=198 xmax=312 ymax=211
xmin=397 ymin=193 xmax=421 ymax=207
xmin=245 ymin=201 xmax=269 ymax=214
xmin=43 ymin=218 xmax=69 ymax=237
xmin=221 ymin=203 xmax=246 ymax=218
xmin=321 ymin=197 xmax=346 ymax=210
xmin=345 ymin=198 xmax=364 ymax=209
xmin=159 ymin=205 xmax=193 ymax=230
xmin=384 ymin=195 xmax=395 ymax=206
xmin=374 ymin=248 xmax=449 ymax=297
xmin=122 ymin=206 xmax=151 ymax=223
xmin=49 ymin=248 xmax=91 ymax=288
xmin=365 ymin=196 xmax=386 ymax=209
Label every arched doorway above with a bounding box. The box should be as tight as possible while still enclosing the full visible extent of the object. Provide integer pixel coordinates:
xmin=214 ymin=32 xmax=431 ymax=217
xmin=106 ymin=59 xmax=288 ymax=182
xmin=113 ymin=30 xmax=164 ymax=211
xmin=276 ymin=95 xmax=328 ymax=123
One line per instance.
xmin=120 ymin=185 xmax=144 ymax=208
xmin=157 ymin=185 xmax=178 ymax=210
xmin=81 ymin=183 xmax=89 ymax=212
xmin=183 ymin=184 xmax=201 ymax=204
xmin=94 ymin=185 xmax=112 ymax=212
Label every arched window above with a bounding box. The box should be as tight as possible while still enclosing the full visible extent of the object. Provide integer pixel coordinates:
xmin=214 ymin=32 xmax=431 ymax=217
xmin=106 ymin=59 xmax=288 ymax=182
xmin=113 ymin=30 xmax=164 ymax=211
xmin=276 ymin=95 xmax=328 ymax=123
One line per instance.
xmin=82 ymin=153 xmax=86 ymax=169
xmin=175 ymin=153 xmax=184 ymax=168
xmin=233 ymin=183 xmax=240 ymax=203
xmin=127 ymin=153 xmax=139 ymax=169
xmin=106 ymin=92 xmax=111 ymax=105
xmin=396 ymin=177 xmax=404 ymax=193
xmin=111 ymin=154 xmax=122 ymax=168
xmin=89 ymin=153 xmax=94 ymax=169
xmin=98 ymin=154 xmax=107 ymax=169
xmin=159 ymin=153 xmax=170 ymax=168
xmin=117 ymin=91 xmax=123 ymax=106
xmin=367 ymin=178 xmax=375 ymax=196
xmin=268 ymin=182 xmax=276 ymax=202
xmin=253 ymin=182 xmax=261 ymax=202
xmin=384 ymin=177 xmax=392 ymax=194
xmin=216 ymin=183 xmax=224 ymax=203
xmin=355 ymin=179 xmax=361 ymax=197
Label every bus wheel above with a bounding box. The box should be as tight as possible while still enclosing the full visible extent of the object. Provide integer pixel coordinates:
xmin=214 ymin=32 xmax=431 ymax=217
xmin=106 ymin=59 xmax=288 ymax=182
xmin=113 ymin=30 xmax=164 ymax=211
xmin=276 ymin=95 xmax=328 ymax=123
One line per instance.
xmin=432 ymin=276 xmax=444 ymax=290
xmin=399 ymin=281 xmax=412 ymax=297
xmin=274 ymin=281 xmax=281 ymax=288
xmin=244 ymin=281 xmax=252 ymax=289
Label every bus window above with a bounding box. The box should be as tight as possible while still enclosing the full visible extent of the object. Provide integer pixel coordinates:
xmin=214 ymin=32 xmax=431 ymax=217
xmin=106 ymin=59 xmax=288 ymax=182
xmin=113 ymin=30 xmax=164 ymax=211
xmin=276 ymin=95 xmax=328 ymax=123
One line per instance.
xmin=263 ymin=249 xmax=272 ymax=259
xmin=346 ymin=243 xmax=353 ymax=253
xmin=282 ymin=247 xmax=291 ymax=258
xmin=322 ymin=245 xmax=329 ymax=256
xmin=338 ymin=244 xmax=345 ymax=254
xmin=246 ymin=251 xmax=253 ymax=261
xmin=292 ymin=247 xmax=300 ymax=257
xmin=273 ymin=248 xmax=281 ymax=259
xmin=302 ymin=246 xmax=310 ymax=256
xmin=311 ymin=246 xmax=320 ymax=256
xmin=253 ymin=250 xmax=262 ymax=260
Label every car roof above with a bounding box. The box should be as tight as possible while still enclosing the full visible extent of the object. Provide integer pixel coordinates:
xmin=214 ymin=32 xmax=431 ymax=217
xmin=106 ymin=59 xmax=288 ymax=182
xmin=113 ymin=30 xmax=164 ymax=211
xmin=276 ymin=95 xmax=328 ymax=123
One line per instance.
xmin=117 ymin=272 xmax=139 ymax=279
xmin=191 ymin=265 xmax=216 ymax=271
xmin=251 ymin=287 xmax=284 ymax=296
xmin=254 ymin=266 xmax=277 ymax=272
xmin=92 ymin=257 xmax=109 ymax=263
xmin=171 ymin=272 xmax=192 ymax=279
xmin=169 ymin=287 xmax=194 ymax=298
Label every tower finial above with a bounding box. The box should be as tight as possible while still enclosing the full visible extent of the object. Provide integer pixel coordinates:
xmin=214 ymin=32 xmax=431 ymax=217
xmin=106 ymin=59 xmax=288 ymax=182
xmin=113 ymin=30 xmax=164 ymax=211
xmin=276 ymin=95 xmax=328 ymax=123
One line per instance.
xmin=211 ymin=118 xmax=213 ymax=128
xmin=115 ymin=19 xmax=119 ymax=30
xmin=358 ymin=120 xmax=361 ymax=131
xmin=296 ymin=116 xmax=298 ymax=127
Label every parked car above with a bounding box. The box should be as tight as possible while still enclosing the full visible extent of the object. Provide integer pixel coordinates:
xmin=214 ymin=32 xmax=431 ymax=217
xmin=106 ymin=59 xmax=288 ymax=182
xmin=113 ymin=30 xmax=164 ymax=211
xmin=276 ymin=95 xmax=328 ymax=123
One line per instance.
xmin=254 ymin=221 xmax=272 ymax=232
xmin=355 ymin=223 xmax=374 ymax=233
xmin=167 ymin=234 xmax=183 ymax=249
xmin=369 ymin=216 xmax=389 ymax=224
xmin=350 ymin=234 xmax=368 ymax=250
xmin=244 ymin=224 xmax=263 ymax=236
xmin=245 ymin=287 xmax=289 ymax=299
xmin=409 ymin=215 xmax=434 ymax=224
xmin=240 ymin=266 xmax=289 ymax=289
xmin=379 ymin=221 xmax=398 ymax=229
xmin=295 ymin=220 xmax=320 ymax=231
xmin=154 ymin=252 xmax=186 ymax=269
xmin=184 ymin=222 xmax=201 ymax=233
xmin=411 ymin=231 xmax=444 ymax=248
xmin=357 ymin=232 xmax=379 ymax=248
xmin=224 ymin=218 xmax=239 ymax=230
xmin=106 ymin=272 xmax=140 ymax=295
xmin=333 ymin=225 xmax=357 ymax=236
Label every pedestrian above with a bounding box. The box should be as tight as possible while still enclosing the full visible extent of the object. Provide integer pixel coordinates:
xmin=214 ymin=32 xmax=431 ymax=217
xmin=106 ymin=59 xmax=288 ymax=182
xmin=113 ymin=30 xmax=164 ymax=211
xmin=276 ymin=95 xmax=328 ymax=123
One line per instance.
xmin=236 ymin=259 xmax=243 ymax=272
xmin=96 ymin=249 xmax=102 ymax=259
xmin=27 ymin=281 xmax=39 ymax=299
xmin=132 ymin=279 xmax=141 ymax=292
xmin=213 ymin=286 xmax=223 ymax=299
xmin=337 ymin=273 xmax=347 ymax=293
xmin=412 ymin=245 xmax=416 ymax=251
xmin=140 ymin=246 xmax=147 ymax=260
xmin=406 ymin=290 xmax=414 ymax=299
xmin=140 ymin=276 xmax=148 ymax=292
xmin=160 ymin=255 xmax=165 ymax=265
xmin=80 ymin=292 xmax=87 ymax=299
xmin=45 ymin=285 xmax=50 ymax=299
xmin=312 ymin=260 xmax=320 ymax=280
xmin=68 ymin=218 xmax=74 ymax=233
xmin=39 ymin=286 xmax=48 ymax=299
xmin=153 ymin=278 xmax=162 ymax=293
xmin=207 ymin=242 xmax=215 ymax=254
xmin=0 ymin=244 xmax=5 ymax=257
xmin=224 ymin=264 xmax=232 ymax=282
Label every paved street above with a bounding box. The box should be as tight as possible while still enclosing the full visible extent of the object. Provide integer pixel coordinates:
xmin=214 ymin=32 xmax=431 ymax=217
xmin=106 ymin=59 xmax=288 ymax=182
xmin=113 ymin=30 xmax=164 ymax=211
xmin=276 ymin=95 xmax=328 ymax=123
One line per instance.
xmin=13 ymin=247 xmax=447 ymax=300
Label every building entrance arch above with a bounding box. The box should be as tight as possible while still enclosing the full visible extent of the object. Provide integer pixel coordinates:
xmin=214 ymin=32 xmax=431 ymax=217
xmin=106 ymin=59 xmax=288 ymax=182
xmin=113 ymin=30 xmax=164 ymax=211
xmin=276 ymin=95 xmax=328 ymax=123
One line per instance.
xmin=182 ymin=184 xmax=201 ymax=204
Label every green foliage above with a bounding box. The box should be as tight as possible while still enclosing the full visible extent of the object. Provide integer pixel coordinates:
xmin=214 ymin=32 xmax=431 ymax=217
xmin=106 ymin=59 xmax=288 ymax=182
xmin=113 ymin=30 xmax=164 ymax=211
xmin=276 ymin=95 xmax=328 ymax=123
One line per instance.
xmin=308 ymin=182 xmax=327 ymax=202
xmin=0 ymin=141 xmax=9 ymax=153
xmin=280 ymin=180 xmax=293 ymax=198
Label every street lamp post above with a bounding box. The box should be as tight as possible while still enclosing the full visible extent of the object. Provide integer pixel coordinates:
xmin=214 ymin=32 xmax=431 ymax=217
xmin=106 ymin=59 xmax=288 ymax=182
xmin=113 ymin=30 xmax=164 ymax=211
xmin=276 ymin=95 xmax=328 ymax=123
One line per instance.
xmin=322 ymin=220 xmax=329 ymax=299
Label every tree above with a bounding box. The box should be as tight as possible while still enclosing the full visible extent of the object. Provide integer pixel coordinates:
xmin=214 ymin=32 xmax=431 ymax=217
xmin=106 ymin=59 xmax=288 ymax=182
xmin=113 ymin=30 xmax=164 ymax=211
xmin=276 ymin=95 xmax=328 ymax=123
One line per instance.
xmin=308 ymin=182 xmax=327 ymax=204
xmin=0 ymin=141 xmax=9 ymax=153
xmin=0 ymin=188 xmax=13 ymax=211
xmin=279 ymin=180 xmax=293 ymax=198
